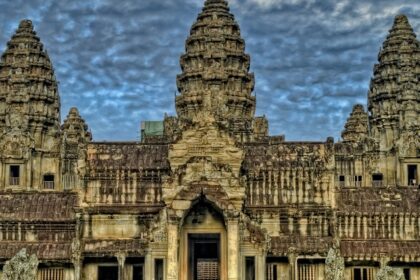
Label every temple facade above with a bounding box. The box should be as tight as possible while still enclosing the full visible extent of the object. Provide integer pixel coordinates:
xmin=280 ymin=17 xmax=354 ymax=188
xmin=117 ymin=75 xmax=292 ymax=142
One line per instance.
xmin=0 ymin=0 xmax=419 ymax=279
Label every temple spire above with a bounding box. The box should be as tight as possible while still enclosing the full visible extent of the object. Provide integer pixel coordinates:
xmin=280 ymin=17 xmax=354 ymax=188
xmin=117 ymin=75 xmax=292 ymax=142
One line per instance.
xmin=175 ymin=0 xmax=257 ymax=139
xmin=204 ymin=0 xmax=229 ymax=8
xmin=16 ymin=19 xmax=35 ymax=33
xmin=341 ymin=104 xmax=368 ymax=143
xmin=368 ymin=14 xmax=419 ymax=149
xmin=0 ymin=19 xmax=60 ymax=147
xmin=62 ymin=107 xmax=92 ymax=143
xmin=385 ymin=15 xmax=416 ymax=43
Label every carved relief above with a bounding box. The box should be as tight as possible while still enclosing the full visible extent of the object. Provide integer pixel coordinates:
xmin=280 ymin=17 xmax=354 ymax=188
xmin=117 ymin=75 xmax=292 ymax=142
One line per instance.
xmin=0 ymin=132 xmax=34 ymax=159
xmin=169 ymin=122 xmax=243 ymax=175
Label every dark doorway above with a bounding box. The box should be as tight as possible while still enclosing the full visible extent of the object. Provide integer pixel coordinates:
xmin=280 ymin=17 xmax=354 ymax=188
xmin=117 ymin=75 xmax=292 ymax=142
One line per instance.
xmin=403 ymin=268 xmax=410 ymax=280
xmin=188 ymin=233 xmax=220 ymax=280
xmin=408 ymin=165 xmax=417 ymax=186
xmin=98 ymin=266 xmax=118 ymax=280
xmin=372 ymin=173 xmax=383 ymax=187
xmin=155 ymin=259 xmax=164 ymax=280
xmin=245 ymin=256 xmax=256 ymax=280
xmin=9 ymin=165 xmax=20 ymax=185
xmin=133 ymin=265 xmax=144 ymax=280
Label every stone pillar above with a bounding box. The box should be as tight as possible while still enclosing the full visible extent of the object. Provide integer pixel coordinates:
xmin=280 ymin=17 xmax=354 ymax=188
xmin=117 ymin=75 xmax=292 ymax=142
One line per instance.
xmin=167 ymin=222 xmax=179 ymax=280
xmin=71 ymin=235 xmax=82 ymax=280
xmin=227 ymin=219 xmax=240 ymax=280
xmin=116 ymin=252 xmax=126 ymax=280
xmin=257 ymin=252 xmax=266 ymax=280
xmin=144 ymin=249 xmax=153 ymax=280
xmin=73 ymin=259 xmax=82 ymax=280
xmin=288 ymin=253 xmax=297 ymax=280
xmin=379 ymin=254 xmax=390 ymax=268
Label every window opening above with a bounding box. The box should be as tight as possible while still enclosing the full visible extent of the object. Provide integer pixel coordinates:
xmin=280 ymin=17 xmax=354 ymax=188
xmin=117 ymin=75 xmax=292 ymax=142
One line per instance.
xmin=372 ymin=174 xmax=383 ymax=187
xmin=38 ymin=268 xmax=64 ymax=280
xmin=353 ymin=267 xmax=374 ymax=280
xmin=355 ymin=175 xmax=362 ymax=187
xmin=266 ymin=263 xmax=277 ymax=280
xmin=339 ymin=175 xmax=345 ymax=187
xmin=408 ymin=165 xmax=417 ymax=186
xmin=155 ymin=259 xmax=164 ymax=280
xmin=98 ymin=266 xmax=118 ymax=280
xmin=245 ymin=256 xmax=255 ymax=280
xmin=9 ymin=165 xmax=20 ymax=185
xmin=133 ymin=265 xmax=144 ymax=280
xmin=43 ymin=174 xmax=55 ymax=189
xmin=298 ymin=264 xmax=317 ymax=280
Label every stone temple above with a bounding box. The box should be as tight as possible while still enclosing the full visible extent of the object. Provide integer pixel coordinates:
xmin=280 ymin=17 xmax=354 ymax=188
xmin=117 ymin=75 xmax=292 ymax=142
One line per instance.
xmin=0 ymin=0 xmax=419 ymax=279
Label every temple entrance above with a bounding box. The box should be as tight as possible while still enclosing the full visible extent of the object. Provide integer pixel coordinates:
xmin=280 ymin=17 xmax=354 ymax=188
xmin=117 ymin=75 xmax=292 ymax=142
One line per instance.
xmin=188 ymin=233 xmax=220 ymax=280
xmin=180 ymin=198 xmax=227 ymax=280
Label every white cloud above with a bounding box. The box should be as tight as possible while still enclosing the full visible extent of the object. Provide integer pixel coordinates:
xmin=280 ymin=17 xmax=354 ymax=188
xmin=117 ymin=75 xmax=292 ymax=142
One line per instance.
xmin=242 ymin=0 xmax=315 ymax=9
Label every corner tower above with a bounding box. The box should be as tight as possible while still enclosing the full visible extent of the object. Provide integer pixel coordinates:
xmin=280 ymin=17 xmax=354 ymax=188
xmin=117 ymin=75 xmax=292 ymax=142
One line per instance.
xmin=0 ymin=20 xmax=61 ymax=190
xmin=0 ymin=19 xmax=60 ymax=141
xmin=175 ymin=0 xmax=266 ymax=141
xmin=368 ymin=15 xmax=419 ymax=148
xmin=368 ymin=15 xmax=420 ymax=185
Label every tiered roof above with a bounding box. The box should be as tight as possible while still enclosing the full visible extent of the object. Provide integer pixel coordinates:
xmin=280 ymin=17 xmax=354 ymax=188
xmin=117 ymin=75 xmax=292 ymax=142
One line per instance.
xmin=62 ymin=107 xmax=92 ymax=143
xmin=0 ymin=19 xmax=60 ymax=141
xmin=368 ymin=15 xmax=420 ymax=137
xmin=176 ymin=0 xmax=255 ymax=131
xmin=341 ymin=104 xmax=368 ymax=142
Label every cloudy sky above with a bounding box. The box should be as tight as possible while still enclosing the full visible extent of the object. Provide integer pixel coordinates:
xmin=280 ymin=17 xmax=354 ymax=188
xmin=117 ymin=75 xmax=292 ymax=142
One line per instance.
xmin=0 ymin=0 xmax=419 ymax=141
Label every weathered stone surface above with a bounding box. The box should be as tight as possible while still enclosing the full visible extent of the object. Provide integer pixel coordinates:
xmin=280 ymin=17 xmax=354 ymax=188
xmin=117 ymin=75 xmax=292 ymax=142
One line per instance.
xmin=0 ymin=3 xmax=418 ymax=280
xmin=341 ymin=104 xmax=368 ymax=143
xmin=367 ymin=14 xmax=420 ymax=186
xmin=325 ymin=245 xmax=344 ymax=280
xmin=2 ymin=249 xmax=38 ymax=280
xmin=172 ymin=0 xmax=265 ymax=142
xmin=0 ymin=19 xmax=60 ymax=147
xmin=0 ymin=19 xmax=61 ymax=190
xmin=369 ymin=15 xmax=419 ymax=147
xmin=376 ymin=266 xmax=405 ymax=280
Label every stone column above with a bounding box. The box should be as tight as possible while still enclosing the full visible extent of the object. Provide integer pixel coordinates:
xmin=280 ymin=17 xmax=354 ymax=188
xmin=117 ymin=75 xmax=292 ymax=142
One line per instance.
xmin=144 ymin=249 xmax=153 ymax=280
xmin=256 ymin=251 xmax=266 ymax=280
xmin=379 ymin=254 xmax=390 ymax=268
xmin=288 ymin=253 xmax=297 ymax=280
xmin=167 ymin=222 xmax=179 ymax=280
xmin=116 ymin=252 xmax=126 ymax=280
xmin=227 ymin=218 xmax=240 ymax=280
xmin=71 ymin=235 xmax=83 ymax=280
xmin=73 ymin=259 xmax=82 ymax=280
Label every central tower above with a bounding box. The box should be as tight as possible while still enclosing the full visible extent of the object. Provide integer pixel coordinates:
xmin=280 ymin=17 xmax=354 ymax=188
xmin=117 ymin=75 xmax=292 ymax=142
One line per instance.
xmin=175 ymin=0 xmax=260 ymax=140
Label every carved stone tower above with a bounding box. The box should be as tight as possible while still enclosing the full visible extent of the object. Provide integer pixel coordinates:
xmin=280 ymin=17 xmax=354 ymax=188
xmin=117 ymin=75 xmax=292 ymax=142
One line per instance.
xmin=175 ymin=0 xmax=265 ymax=141
xmin=368 ymin=15 xmax=419 ymax=147
xmin=341 ymin=104 xmax=368 ymax=143
xmin=61 ymin=107 xmax=91 ymax=190
xmin=368 ymin=15 xmax=420 ymax=185
xmin=0 ymin=20 xmax=61 ymax=190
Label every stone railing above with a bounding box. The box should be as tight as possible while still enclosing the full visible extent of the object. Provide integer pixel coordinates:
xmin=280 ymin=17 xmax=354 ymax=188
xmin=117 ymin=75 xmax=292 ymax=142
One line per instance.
xmin=62 ymin=174 xmax=78 ymax=190
xmin=43 ymin=181 xmax=55 ymax=190
xmin=372 ymin=180 xmax=383 ymax=187
xmin=9 ymin=177 xmax=20 ymax=186
xmin=84 ymin=180 xmax=162 ymax=205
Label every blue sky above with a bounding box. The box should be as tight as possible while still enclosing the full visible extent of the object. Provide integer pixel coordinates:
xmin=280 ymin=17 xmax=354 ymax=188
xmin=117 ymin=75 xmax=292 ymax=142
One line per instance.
xmin=0 ymin=0 xmax=419 ymax=141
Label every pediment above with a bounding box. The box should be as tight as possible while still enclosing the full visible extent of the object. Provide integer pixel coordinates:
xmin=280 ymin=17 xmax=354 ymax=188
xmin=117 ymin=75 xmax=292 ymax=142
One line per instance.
xmin=169 ymin=123 xmax=243 ymax=176
xmin=0 ymin=131 xmax=34 ymax=159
